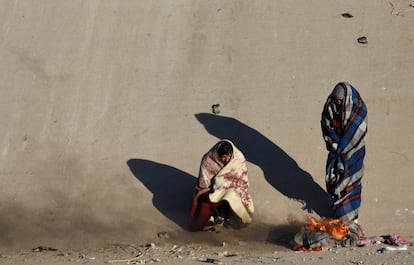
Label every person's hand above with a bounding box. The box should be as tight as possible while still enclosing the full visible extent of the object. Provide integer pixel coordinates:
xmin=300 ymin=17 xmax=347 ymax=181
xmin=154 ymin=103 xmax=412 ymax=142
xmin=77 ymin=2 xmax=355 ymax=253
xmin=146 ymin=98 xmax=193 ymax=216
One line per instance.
xmin=325 ymin=138 xmax=338 ymax=152
xmin=330 ymin=143 xmax=338 ymax=152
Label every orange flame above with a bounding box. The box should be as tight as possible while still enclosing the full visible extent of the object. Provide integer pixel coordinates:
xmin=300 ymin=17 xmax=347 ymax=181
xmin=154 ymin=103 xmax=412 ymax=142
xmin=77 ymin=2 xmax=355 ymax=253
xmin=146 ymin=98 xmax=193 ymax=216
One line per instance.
xmin=305 ymin=215 xmax=349 ymax=239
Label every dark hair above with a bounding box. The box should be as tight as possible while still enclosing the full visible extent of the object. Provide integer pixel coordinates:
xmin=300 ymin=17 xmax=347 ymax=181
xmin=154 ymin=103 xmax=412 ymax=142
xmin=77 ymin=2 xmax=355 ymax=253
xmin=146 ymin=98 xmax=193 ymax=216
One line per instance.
xmin=217 ymin=141 xmax=233 ymax=156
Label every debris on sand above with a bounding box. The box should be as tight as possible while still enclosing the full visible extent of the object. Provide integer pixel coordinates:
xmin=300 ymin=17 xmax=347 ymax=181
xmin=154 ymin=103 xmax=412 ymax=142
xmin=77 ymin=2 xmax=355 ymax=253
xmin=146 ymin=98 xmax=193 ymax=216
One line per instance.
xmin=197 ymin=257 xmax=223 ymax=264
xmin=79 ymin=253 xmax=96 ymax=260
xmin=378 ymin=245 xmax=408 ymax=253
xmin=211 ymin=104 xmax=220 ymax=114
xmin=107 ymin=254 xmax=143 ymax=264
xmin=157 ymin=231 xmax=169 ymax=239
xmin=32 ymin=246 xmax=57 ymax=252
xmin=357 ymin=36 xmax=368 ymax=44
xmin=341 ymin=13 xmax=353 ymax=18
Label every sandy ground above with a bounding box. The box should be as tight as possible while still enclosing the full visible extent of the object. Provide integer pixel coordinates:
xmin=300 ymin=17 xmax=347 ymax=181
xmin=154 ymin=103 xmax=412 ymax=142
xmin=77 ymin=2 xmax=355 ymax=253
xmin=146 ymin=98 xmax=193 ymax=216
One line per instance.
xmin=1 ymin=0 xmax=414 ymax=264
xmin=0 ymin=235 xmax=414 ymax=265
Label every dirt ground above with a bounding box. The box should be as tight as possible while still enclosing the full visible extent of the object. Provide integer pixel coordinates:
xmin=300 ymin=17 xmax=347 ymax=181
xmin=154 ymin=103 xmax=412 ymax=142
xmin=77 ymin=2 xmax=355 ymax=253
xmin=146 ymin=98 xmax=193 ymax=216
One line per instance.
xmin=0 ymin=229 xmax=413 ymax=265
xmin=1 ymin=0 xmax=414 ymax=264
xmin=1 ymin=219 xmax=413 ymax=264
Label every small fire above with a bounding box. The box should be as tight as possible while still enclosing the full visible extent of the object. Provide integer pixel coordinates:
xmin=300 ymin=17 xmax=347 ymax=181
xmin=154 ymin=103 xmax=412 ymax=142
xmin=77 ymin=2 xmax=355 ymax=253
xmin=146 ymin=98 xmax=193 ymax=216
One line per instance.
xmin=305 ymin=215 xmax=349 ymax=239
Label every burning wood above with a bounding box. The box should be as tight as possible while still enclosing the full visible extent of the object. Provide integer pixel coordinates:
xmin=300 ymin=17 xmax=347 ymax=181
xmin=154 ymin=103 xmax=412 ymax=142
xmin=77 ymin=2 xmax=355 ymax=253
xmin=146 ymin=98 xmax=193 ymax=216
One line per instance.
xmin=305 ymin=215 xmax=349 ymax=239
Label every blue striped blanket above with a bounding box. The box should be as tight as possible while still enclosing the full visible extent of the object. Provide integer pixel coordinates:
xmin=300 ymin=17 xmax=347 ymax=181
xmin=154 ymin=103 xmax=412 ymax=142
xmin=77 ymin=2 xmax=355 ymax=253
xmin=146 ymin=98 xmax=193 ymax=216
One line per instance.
xmin=321 ymin=82 xmax=368 ymax=221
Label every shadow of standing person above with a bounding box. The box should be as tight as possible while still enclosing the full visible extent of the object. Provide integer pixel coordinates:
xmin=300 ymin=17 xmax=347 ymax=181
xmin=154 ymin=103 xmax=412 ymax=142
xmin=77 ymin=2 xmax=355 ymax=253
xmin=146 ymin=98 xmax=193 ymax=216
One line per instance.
xmin=195 ymin=113 xmax=333 ymax=218
xmin=127 ymin=159 xmax=196 ymax=230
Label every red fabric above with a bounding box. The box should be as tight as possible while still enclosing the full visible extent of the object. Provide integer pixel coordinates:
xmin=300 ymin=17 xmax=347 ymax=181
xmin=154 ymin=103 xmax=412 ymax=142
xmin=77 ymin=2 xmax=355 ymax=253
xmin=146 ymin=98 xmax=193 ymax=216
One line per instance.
xmin=188 ymin=193 xmax=213 ymax=231
xmin=293 ymin=244 xmax=322 ymax=252
xmin=189 ymin=191 xmax=246 ymax=231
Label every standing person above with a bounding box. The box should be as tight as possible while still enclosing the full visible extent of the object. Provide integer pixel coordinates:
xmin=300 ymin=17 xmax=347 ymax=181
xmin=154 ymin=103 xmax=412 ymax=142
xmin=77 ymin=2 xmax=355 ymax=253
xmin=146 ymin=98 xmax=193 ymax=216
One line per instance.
xmin=188 ymin=139 xmax=254 ymax=231
xmin=321 ymin=82 xmax=367 ymax=223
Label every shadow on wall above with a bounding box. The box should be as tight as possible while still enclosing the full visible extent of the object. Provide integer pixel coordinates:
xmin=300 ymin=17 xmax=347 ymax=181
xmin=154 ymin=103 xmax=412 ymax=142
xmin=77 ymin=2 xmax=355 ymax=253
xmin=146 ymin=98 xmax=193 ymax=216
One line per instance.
xmin=127 ymin=159 xmax=196 ymax=230
xmin=195 ymin=113 xmax=333 ymax=218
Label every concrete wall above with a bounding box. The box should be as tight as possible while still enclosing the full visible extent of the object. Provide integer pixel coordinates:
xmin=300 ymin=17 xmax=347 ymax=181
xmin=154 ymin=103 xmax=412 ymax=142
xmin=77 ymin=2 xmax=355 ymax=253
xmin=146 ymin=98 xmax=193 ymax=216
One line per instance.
xmin=1 ymin=0 xmax=413 ymax=249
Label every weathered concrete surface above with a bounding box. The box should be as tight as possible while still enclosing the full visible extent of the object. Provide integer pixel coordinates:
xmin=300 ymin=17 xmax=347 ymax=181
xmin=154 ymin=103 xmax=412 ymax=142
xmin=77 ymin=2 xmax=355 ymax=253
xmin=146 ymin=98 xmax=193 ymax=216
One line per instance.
xmin=0 ymin=0 xmax=413 ymax=250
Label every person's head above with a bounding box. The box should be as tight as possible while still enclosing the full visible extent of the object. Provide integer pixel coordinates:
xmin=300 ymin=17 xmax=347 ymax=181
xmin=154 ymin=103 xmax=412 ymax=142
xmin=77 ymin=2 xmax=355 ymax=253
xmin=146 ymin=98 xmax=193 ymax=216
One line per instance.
xmin=332 ymin=83 xmax=345 ymax=105
xmin=217 ymin=141 xmax=233 ymax=164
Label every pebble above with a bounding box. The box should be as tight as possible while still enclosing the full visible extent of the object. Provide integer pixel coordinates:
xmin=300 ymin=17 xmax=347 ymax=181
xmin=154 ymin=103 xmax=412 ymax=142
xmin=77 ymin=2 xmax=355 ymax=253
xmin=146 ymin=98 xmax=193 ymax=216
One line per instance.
xmin=157 ymin=231 xmax=169 ymax=239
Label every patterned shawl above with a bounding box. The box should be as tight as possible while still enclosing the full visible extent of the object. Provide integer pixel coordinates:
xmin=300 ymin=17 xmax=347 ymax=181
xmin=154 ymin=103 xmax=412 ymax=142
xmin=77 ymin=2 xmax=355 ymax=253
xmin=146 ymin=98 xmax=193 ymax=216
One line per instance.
xmin=321 ymin=82 xmax=368 ymax=221
xmin=196 ymin=139 xmax=254 ymax=224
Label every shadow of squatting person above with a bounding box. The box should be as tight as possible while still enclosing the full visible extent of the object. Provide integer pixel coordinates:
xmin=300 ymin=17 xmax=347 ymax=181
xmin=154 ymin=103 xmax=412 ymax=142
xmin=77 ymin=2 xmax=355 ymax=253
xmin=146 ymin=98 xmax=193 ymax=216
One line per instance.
xmin=188 ymin=139 xmax=254 ymax=231
xmin=321 ymin=82 xmax=368 ymax=223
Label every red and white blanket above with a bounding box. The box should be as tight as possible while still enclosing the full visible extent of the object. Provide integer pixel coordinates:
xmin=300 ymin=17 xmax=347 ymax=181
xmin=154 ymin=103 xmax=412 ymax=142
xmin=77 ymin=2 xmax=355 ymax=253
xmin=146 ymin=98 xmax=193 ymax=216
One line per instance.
xmin=195 ymin=139 xmax=254 ymax=224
